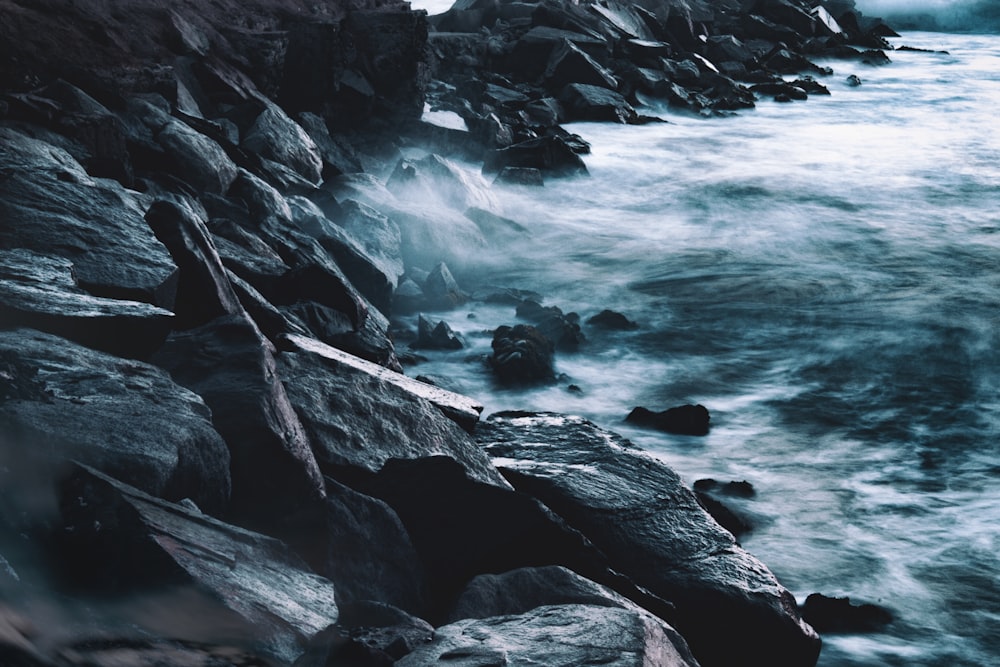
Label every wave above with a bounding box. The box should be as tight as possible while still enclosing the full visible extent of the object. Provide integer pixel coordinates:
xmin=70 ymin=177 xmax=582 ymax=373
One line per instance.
xmin=856 ymin=0 xmax=1000 ymax=32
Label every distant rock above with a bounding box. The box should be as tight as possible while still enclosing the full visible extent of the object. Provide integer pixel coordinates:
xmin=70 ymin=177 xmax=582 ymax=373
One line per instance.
xmin=587 ymin=309 xmax=639 ymax=330
xmin=483 ymin=136 xmax=589 ymax=178
xmin=626 ymin=404 xmax=711 ymax=436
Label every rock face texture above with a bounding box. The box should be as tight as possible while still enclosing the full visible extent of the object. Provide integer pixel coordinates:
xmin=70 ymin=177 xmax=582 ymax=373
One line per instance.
xmin=477 ymin=412 xmax=821 ymax=667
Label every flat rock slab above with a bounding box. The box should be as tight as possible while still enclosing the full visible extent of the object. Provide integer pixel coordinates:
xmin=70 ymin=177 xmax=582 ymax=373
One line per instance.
xmin=60 ymin=464 xmax=338 ymax=665
xmin=0 ymin=328 xmax=231 ymax=514
xmin=397 ymin=603 xmax=698 ymax=667
xmin=476 ymin=412 xmax=820 ymax=667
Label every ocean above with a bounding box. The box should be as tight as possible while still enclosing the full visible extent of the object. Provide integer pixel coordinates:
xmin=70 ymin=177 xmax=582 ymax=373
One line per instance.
xmin=405 ymin=8 xmax=1000 ymax=665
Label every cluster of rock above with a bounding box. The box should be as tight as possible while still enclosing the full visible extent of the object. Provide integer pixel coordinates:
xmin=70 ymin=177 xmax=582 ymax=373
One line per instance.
xmin=419 ymin=0 xmax=899 ymax=183
xmin=0 ymin=0 xmax=897 ymax=665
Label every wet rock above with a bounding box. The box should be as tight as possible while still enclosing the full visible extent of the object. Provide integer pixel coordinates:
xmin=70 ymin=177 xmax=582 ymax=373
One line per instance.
xmin=477 ymin=412 xmax=821 ymax=667
xmin=0 ymin=250 xmax=173 ymax=360
xmin=414 ymin=315 xmax=464 ymax=351
xmin=297 ymin=602 xmax=433 ymax=667
xmin=861 ymin=49 xmax=892 ymax=66
xmin=801 ymin=594 xmax=893 ymax=633
xmin=333 ymin=200 xmax=405 ymax=288
xmin=507 ymin=26 xmax=609 ymax=80
xmin=516 ymin=299 xmax=584 ymax=351
xmin=544 ymin=39 xmax=618 ymax=91
xmin=276 ymin=333 xmax=491 ymax=468
xmin=489 ymin=324 xmax=556 ymax=385
xmin=423 ymin=261 xmax=468 ymax=309
xmin=387 ymin=154 xmax=499 ymax=214
xmin=495 ymin=166 xmax=545 ymax=186
xmin=846 ymin=74 xmax=863 ymax=86
xmin=693 ymin=492 xmax=754 ymax=539
xmin=54 ymin=638 xmax=270 ymax=667
xmin=587 ymin=309 xmax=638 ymax=330
xmin=58 ymin=464 xmax=338 ymax=665
xmin=242 ymin=100 xmax=322 ymax=184
xmin=464 ymin=207 xmax=530 ymax=239
xmin=156 ymin=119 xmax=238 ymax=194
xmin=294 ymin=112 xmax=364 ymax=179
xmin=226 ymin=269 xmax=307 ymax=343
xmin=559 ymin=83 xmax=636 ymax=123
xmin=483 ymin=136 xmax=588 ymax=178
xmin=0 ymin=328 xmax=231 ymax=515
xmin=751 ymin=81 xmax=809 ymax=101
xmin=397 ymin=604 xmax=699 ymax=667
xmin=693 ymin=479 xmax=756 ymax=499
xmin=152 ymin=315 xmax=326 ymax=520
xmin=0 ymin=126 xmax=176 ymax=306
xmin=626 ymin=404 xmax=711 ymax=436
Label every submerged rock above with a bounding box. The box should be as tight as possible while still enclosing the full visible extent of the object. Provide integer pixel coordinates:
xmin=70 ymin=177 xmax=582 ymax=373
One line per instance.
xmin=489 ymin=324 xmax=557 ymax=385
xmin=626 ymin=404 xmax=711 ymax=436
xmin=801 ymin=594 xmax=893 ymax=634
xmin=477 ymin=412 xmax=821 ymax=667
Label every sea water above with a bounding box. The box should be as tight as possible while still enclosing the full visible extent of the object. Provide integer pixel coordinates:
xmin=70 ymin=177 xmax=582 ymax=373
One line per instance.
xmin=402 ymin=21 xmax=1000 ymax=667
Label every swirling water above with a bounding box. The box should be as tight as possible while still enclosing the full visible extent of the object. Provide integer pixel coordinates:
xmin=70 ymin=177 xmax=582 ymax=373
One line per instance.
xmin=408 ymin=32 xmax=1000 ymax=665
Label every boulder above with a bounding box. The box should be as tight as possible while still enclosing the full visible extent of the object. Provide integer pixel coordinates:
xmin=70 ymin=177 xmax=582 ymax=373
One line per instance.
xmin=544 ymin=39 xmax=618 ymax=91
xmin=386 ymin=154 xmax=499 ymax=214
xmin=281 ymin=300 xmax=399 ymax=371
xmin=423 ymin=261 xmax=467 ymax=309
xmin=751 ymin=81 xmax=809 ymax=101
xmin=558 ymin=83 xmax=636 ymax=123
xmin=483 ymin=136 xmax=588 ymax=178
xmin=489 ymin=324 xmax=557 ymax=385
xmin=476 ymin=412 xmax=821 ymax=667
xmin=294 ymin=112 xmax=364 ymax=179
xmin=414 ymin=315 xmax=464 ymax=350
xmin=152 ymin=315 xmax=326 ymax=520
xmin=156 ymin=119 xmax=239 ymax=194
xmin=241 ymin=100 xmax=323 ymax=184
xmin=495 ymin=166 xmax=545 ymax=186
xmin=0 ymin=126 xmax=176 ymax=306
xmin=58 ymin=464 xmax=338 ymax=665
xmin=332 ymin=200 xmax=405 ymax=287
xmin=397 ymin=604 xmax=699 ymax=667
xmin=587 ymin=309 xmax=638 ymax=330
xmin=276 ymin=333 xmax=492 ymax=470
xmin=801 ymin=594 xmax=893 ymax=634
xmin=516 ymin=299 xmax=585 ymax=351
xmin=0 ymin=328 xmax=230 ymax=515
xmin=0 ymin=249 xmax=173 ymax=360
xmin=626 ymin=404 xmax=711 ymax=436
xmin=507 ymin=26 xmax=610 ymax=79
xmin=296 ymin=602 xmax=433 ymax=667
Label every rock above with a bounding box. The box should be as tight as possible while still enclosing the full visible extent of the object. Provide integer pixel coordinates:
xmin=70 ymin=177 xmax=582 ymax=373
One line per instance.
xmin=54 ymin=638 xmax=270 ymax=667
xmin=846 ymin=74 xmax=863 ymax=87
xmin=483 ymin=136 xmax=588 ymax=178
xmin=626 ymin=404 xmax=711 ymax=436
xmin=152 ymin=315 xmax=326 ymax=520
xmin=332 ymin=200 xmax=405 ymax=287
xmin=386 ymin=154 xmax=499 ymax=214
xmin=226 ymin=269 xmax=308 ymax=343
xmin=495 ymin=166 xmax=545 ymax=186
xmin=145 ymin=200 xmax=245 ymax=330
xmin=477 ymin=412 xmax=821 ymax=667
xmin=559 ymin=83 xmax=636 ymax=123
xmin=751 ymin=81 xmax=809 ymax=101
xmin=282 ymin=300 xmax=400 ymax=371
xmin=276 ymin=333 xmax=491 ymax=469
xmin=0 ymin=126 xmax=176 ymax=306
xmin=516 ymin=299 xmax=585 ymax=351
xmin=507 ymin=26 xmax=610 ymax=80
xmin=294 ymin=112 xmax=364 ymax=179
xmin=156 ymin=119 xmax=238 ymax=194
xmin=692 ymin=491 xmax=754 ymax=539
xmin=242 ymin=100 xmax=323 ymax=184
xmin=801 ymin=594 xmax=893 ymax=634
xmin=58 ymin=464 xmax=338 ymax=665
xmin=861 ymin=49 xmax=892 ymax=66
xmin=397 ymin=604 xmax=699 ymax=667
xmin=489 ymin=324 xmax=556 ymax=385
xmin=423 ymin=261 xmax=467 ymax=309
xmin=414 ymin=315 xmax=464 ymax=350
xmin=544 ymin=39 xmax=618 ymax=91
xmin=464 ymin=207 xmax=530 ymax=239
xmin=0 ymin=249 xmax=173 ymax=360
xmin=587 ymin=309 xmax=638 ymax=330
xmin=0 ymin=606 xmax=51 ymax=667
xmin=296 ymin=602 xmax=433 ymax=667
xmin=0 ymin=328 xmax=231 ymax=515
xmin=693 ymin=479 xmax=756 ymax=499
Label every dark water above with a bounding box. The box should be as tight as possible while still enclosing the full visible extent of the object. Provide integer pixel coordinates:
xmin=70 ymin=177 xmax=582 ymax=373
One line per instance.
xmin=406 ymin=31 xmax=1000 ymax=666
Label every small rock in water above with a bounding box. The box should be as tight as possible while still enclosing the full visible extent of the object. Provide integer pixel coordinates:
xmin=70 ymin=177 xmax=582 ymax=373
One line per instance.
xmin=846 ymin=74 xmax=863 ymax=87
xmin=413 ymin=314 xmax=464 ymax=350
xmin=626 ymin=404 xmax=710 ymax=436
xmin=489 ymin=324 xmax=556 ymax=385
xmin=801 ymin=594 xmax=893 ymax=633
xmin=693 ymin=479 xmax=756 ymax=498
xmin=494 ymin=166 xmax=544 ymax=187
xmin=586 ymin=309 xmax=638 ymax=330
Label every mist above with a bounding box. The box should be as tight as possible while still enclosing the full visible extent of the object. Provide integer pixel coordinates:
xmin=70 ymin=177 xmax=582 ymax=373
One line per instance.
xmin=857 ymin=0 xmax=1000 ymax=31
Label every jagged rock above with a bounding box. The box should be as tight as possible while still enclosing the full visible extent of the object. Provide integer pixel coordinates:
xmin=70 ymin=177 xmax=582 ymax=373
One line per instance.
xmin=397 ymin=604 xmax=699 ymax=667
xmin=626 ymin=404 xmax=711 ymax=436
xmin=0 ymin=328 xmax=231 ymax=514
xmin=483 ymin=136 xmax=588 ymax=177
xmin=559 ymin=83 xmax=636 ymax=123
xmin=294 ymin=112 xmax=364 ymax=179
xmin=242 ymin=100 xmax=323 ymax=184
xmin=477 ymin=412 xmax=821 ymax=667
xmin=587 ymin=309 xmax=638 ymax=330
xmin=495 ymin=166 xmax=545 ymax=186
xmin=801 ymin=594 xmax=893 ymax=633
xmin=693 ymin=479 xmax=756 ymax=498
xmin=464 ymin=207 xmax=530 ymax=238
xmin=544 ymin=39 xmax=618 ymax=91
xmin=414 ymin=315 xmax=464 ymax=350
xmin=507 ymin=26 xmax=609 ymax=80
xmin=423 ymin=261 xmax=467 ymax=309
xmin=861 ymin=49 xmax=892 ymax=66
xmin=53 ymin=638 xmax=270 ymax=667
xmin=296 ymin=602 xmax=433 ymax=667
xmin=58 ymin=464 xmax=338 ymax=665
xmin=0 ymin=126 xmax=176 ymax=306
xmin=692 ymin=491 xmax=754 ymax=539
xmin=751 ymin=81 xmax=808 ymax=101
xmin=152 ymin=315 xmax=326 ymax=520
xmin=516 ymin=299 xmax=584 ymax=351
xmin=0 ymin=249 xmax=173 ymax=360
xmin=276 ymin=333 xmax=491 ymax=470
xmin=156 ymin=119 xmax=238 ymax=194
xmin=387 ymin=154 xmax=499 ymax=214
xmin=145 ymin=200 xmax=245 ymax=330
xmin=226 ymin=269 xmax=307 ymax=343
xmin=489 ymin=324 xmax=556 ymax=385
xmin=280 ymin=299 xmax=398 ymax=370
xmin=333 ymin=200 xmax=405 ymax=288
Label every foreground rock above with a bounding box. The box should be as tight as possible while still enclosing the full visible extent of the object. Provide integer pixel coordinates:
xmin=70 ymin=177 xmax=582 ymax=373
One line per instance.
xmin=477 ymin=412 xmax=821 ymax=667
xmin=0 ymin=328 xmax=231 ymax=515
xmin=397 ymin=604 xmax=699 ymax=667
xmin=59 ymin=464 xmax=339 ymax=665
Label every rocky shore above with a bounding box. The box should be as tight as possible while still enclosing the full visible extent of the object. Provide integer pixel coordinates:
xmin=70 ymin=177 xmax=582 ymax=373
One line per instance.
xmin=1 ymin=0 xmax=896 ymax=665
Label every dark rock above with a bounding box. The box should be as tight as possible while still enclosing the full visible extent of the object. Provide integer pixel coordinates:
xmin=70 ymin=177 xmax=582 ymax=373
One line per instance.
xmin=516 ymin=299 xmax=584 ymax=351
xmin=801 ymin=594 xmax=893 ymax=633
xmin=693 ymin=479 xmax=756 ymax=499
xmin=58 ymin=464 xmax=338 ymax=665
xmin=489 ymin=324 xmax=556 ymax=385
xmin=559 ymin=83 xmax=636 ymax=123
xmin=544 ymin=39 xmax=618 ymax=91
xmin=276 ymin=333 xmax=491 ymax=468
xmin=393 ymin=278 xmax=426 ymax=314
xmin=764 ymin=48 xmax=819 ymax=74
xmin=423 ymin=261 xmax=467 ymax=309
xmin=791 ymin=76 xmax=831 ymax=95
xmin=587 ymin=309 xmax=638 ymax=330
xmin=295 ymin=112 xmax=364 ymax=179
xmin=297 ymin=602 xmax=433 ymax=667
xmin=242 ymin=100 xmax=323 ymax=184
xmin=861 ymin=49 xmax=892 ymax=66
xmin=0 ymin=126 xmax=176 ymax=306
xmin=333 ymin=200 xmax=405 ymax=287
xmin=751 ymin=81 xmax=809 ymax=101
xmin=477 ymin=412 xmax=821 ymax=667
xmin=507 ymin=26 xmax=609 ymax=80
xmin=0 ymin=250 xmax=173 ymax=360
xmin=626 ymin=404 xmax=711 ymax=436
xmin=846 ymin=74 xmax=863 ymax=87
xmin=0 ymin=328 xmax=231 ymax=515
xmin=464 ymin=207 xmax=530 ymax=238
xmin=145 ymin=200 xmax=245 ymax=330
xmin=495 ymin=166 xmax=545 ymax=186
xmin=414 ymin=315 xmax=464 ymax=350
xmin=483 ymin=136 xmax=589 ymax=178
xmin=226 ymin=269 xmax=308 ymax=343
xmin=386 ymin=154 xmax=498 ymax=215
xmin=52 ymin=638 xmax=270 ymax=667
xmin=0 ymin=607 xmax=50 ymax=667
xmin=282 ymin=300 xmax=400 ymax=371
xmin=693 ymin=492 xmax=754 ymax=539
xmin=397 ymin=604 xmax=699 ymax=667
xmin=156 ymin=119 xmax=239 ymax=194
xmin=152 ymin=314 xmax=326 ymax=520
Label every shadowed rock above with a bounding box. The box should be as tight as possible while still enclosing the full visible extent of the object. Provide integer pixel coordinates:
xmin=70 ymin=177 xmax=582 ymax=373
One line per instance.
xmin=489 ymin=324 xmax=556 ymax=385
xmin=801 ymin=594 xmax=893 ymax=634
xmin=626 ymin=404 xmax=711 ymax=436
